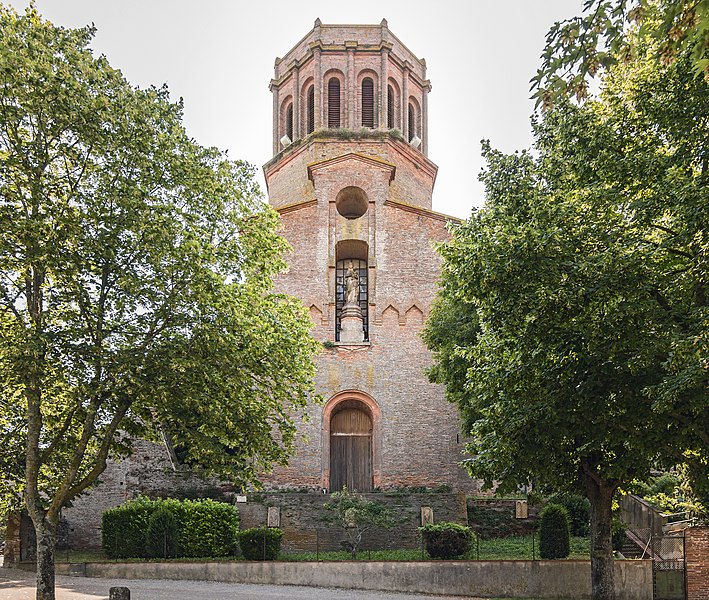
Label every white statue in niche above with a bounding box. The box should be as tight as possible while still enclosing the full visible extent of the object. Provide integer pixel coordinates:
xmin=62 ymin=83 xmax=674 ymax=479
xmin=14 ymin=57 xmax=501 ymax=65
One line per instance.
xmin=344 ymin=261 xmax=360 ymax=305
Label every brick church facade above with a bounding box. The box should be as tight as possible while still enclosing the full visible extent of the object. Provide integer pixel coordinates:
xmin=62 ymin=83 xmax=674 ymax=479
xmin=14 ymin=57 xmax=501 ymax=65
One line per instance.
xmin=260 ymin=19 xmax=476 ymax=493
xmin=4 ymin=20 xmax=478 ymax=559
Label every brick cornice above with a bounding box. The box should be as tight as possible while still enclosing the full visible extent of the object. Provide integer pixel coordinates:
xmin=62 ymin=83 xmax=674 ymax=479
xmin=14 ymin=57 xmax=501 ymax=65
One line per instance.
xmin=263 ymin=131 xmax=438 ymax=187
xmin=307 ymin=152 xmax=396 ymax=183
xmin=276 ymin=199 xmax=317 ymax=215
xmin=384 ymin=199 xmax=461 ymax=224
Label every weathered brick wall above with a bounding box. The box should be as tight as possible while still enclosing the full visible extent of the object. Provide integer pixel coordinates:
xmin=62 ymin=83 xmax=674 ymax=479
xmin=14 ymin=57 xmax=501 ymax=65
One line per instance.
xmin=62 ymin=439 xmax=231 ymax=549
xmin=265 ymin=134 xmax=436 ymax=210
xmin=238 ymin=491 xmax=468 ymax=552
xmin=263 ymin=122 xmax=478 ymax=496
xmin=686 ymin=527 xmax=709 ymax=600
xmin=467 ymin=498 xmax=540 ymax=538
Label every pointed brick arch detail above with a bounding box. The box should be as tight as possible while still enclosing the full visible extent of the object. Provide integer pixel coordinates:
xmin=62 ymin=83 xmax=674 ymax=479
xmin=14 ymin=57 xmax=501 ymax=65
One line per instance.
xmin=322 ymin=390 xmax=382 ymax=491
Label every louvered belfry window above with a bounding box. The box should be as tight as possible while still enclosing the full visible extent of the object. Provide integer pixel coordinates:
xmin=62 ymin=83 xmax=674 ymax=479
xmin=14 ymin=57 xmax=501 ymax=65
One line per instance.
xmin=328 ymin=78 xmax=340 ymax=128
xmin=387 ymin=85 xmax=395 ymax=129
xmin=361 ymin=78 xmax=374 ymax=128
xmin=306 ymin=86 xmax=315 ymax=134
xmin=408 ymin=102 xmax=415 ymax=141
xmin=286 ymin=104 xmax=293 ymax=141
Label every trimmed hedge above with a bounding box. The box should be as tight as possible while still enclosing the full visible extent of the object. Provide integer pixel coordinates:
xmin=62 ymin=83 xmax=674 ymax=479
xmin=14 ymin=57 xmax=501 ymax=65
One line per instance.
xmin=420 ymin=522 xmax=474 ymax=559
xmin=238 ymin=526 xmax=283 ymax=561
xmin=146 ymin=507 xmax=179 ymax=558
xmin=539 ymin=503 xmax=570 ymax=559
xmin=102 ymin=496 xmax=239 ymax=559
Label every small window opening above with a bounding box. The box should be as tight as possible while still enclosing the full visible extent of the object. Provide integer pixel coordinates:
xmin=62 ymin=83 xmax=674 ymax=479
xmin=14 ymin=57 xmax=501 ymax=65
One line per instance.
xmin=361 ymin=78 xmax=374 ymax=128
xmin=286 ymin=104 xmax=293 ymax=141
xmin=387 ymin=85 xmax=395 ymax=129
xmin=307 ymin=85 xmax=315 ymax=134
xmin=408 ymin=102 xmax=415 ymax=142
xmin=328 ymin=78 xmax=340 ymax=128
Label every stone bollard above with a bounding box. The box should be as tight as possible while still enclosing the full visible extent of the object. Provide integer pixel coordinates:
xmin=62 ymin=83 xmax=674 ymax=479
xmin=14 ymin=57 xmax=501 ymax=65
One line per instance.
xmin=109 ymin=587 xmax=130 ymax=600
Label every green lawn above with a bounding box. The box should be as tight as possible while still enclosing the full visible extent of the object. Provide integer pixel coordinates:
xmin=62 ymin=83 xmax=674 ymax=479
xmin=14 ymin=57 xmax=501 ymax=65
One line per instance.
xmin=57 ymin=536 xmax=590 ymax=562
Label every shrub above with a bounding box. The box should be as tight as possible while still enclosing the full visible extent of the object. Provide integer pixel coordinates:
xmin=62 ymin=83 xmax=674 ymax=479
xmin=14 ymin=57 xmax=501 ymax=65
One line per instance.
xmin=101 ymin=496 xmax=239 ymax=559
xmin=539 ymin=503 xmax=570 ymax=559
xmin=324 ymin=487 xmax=394 ymax=558
xmin=559 ymin=494 xmax=590 ymax=537
xmin=102 ymin=496 xmax=156 ymax=558
xmin=420 ymin=522 xmax=474 ymax=559
xmin=179 ymin=498 xmax=239 ymax=558
xmin=238 ymin=526 xmax=283 ymax=560
xmin=146 ymin=507 xmax=180 ymax=558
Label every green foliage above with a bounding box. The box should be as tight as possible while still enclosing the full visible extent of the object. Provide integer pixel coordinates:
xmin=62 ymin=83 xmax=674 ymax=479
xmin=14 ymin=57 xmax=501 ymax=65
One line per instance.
xmin=611 ymin=517 xmax=626 ymax=552
xmin=102 ymin=497 xmax=156 ymax=559
xmin=324 ymin=487 xmax=394 ymax=558
xmin=0 ymin=6 xmax=319 ymax=595
xmin=419 ymin=522 xmax=474 ymax=559
xmin=539 ymin=504 xmax=571 ymax=560
xmin=533 ymin=0 xmax=709 ymax=107
xmin=635 ymin=473 xmax=680 ymax=497
xmin=238 ymin=526 xmax=283 ymax=561
xmin=101 ymin=497 xmax=239 ymax=559
xmin=554 ymin=494 xmax=591 ymax=537
xmin=177 ymin=498 xmax=239 ymax=558
xmin=146 ymin=508 xmax=180 ymax=559
xmin=425 ymin=38 xmax=708 ymax=599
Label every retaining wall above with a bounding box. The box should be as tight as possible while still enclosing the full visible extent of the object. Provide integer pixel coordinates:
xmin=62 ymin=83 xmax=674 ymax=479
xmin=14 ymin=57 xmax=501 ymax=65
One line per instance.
xmin=56 ymin=559 xmax=653 ymax=600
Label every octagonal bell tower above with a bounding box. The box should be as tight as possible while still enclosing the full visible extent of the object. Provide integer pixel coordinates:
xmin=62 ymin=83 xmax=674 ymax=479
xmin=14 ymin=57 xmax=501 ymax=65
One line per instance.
xmin=262 ymin=20 xmax=477 ymax=495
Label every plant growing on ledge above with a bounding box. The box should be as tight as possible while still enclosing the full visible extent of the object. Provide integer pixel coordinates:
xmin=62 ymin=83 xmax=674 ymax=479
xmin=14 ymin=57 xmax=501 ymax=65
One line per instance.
xmin=324 ymin=487 xmax=393 ymax=558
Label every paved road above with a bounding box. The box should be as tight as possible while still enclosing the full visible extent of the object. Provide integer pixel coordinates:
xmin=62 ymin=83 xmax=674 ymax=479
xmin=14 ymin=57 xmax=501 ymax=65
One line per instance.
xmin=0 ymin=567 xmax=476 ymax=600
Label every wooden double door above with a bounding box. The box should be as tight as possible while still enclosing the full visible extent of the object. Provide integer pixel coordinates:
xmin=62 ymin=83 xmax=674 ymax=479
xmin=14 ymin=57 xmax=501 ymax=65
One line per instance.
xmin=329 ymin=402 xmax=373 ymax=492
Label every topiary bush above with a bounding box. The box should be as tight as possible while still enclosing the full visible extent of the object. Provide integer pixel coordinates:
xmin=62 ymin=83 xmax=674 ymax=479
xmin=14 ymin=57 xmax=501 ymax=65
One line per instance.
xmin=146 ymin=507 xmax=180 ymax=558
xmin=238 ymin=526 xmax=283 ymax=560
xmin=420 ymin=522 xmax=474 ymax=559
xmin=539 ymin=503 xmax=570 ymax=559
xmin=102 ymin=496 xmax=239 ymax=559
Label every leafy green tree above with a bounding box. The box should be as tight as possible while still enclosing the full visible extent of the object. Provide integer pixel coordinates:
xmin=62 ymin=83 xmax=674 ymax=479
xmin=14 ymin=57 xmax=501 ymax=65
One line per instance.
xmin=424 ymin=44 xmax=707 ymax=600
xmin=533 ymin=0 xmax=709 ymax=107
xmin=0 ymin=6 xmax=319 ymax=599
xmin=324 ymin=487 xmax=394 ymax=558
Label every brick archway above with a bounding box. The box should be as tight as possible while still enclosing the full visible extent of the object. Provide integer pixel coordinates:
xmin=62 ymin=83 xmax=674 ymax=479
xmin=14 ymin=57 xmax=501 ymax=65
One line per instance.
xmin=322 ymin=390 xmax=382 ymax=491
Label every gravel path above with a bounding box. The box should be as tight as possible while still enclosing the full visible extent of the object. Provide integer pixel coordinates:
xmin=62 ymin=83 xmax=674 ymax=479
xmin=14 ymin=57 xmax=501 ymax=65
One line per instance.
xmin=0 ymin=567 xmax=476 ymax=600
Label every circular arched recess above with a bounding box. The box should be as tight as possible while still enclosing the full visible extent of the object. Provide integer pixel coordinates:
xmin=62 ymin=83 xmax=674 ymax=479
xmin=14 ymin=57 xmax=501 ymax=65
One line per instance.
xmin=335 ymin=186 xmax=368 ymax=219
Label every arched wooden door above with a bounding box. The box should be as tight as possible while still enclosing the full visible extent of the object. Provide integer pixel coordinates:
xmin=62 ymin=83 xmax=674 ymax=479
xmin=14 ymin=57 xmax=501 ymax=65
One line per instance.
xmin=329 ymin=400 xmax=373 ymax=492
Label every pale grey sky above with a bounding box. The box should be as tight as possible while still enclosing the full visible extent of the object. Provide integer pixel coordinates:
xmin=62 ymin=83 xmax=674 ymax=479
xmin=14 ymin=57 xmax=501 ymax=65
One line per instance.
xmin=6 ymin=1 xmax=585 ymax=218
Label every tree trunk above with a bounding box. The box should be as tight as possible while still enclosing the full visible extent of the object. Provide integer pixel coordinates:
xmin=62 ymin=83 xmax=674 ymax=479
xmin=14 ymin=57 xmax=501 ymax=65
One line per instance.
xmin=34 ymin=517 xmax=58 ymax=600
xmin=585 ymin=475 xmax=616 ymax=600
